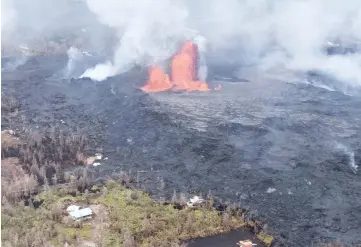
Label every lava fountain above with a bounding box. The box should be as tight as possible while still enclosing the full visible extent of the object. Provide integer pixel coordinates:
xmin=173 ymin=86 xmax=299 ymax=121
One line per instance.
xmin=141 ymin=65 xmax=172 ymax=92
xmin=142 ymin=41 xmax=211 ymax=92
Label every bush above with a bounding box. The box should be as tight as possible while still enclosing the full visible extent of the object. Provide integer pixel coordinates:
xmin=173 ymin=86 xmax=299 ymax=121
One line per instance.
xmin=257 ymin=232 xmax=274 ymax=247
xmin=2 ymin=180 xmax=249 ymax=247
xmin=97 ymin=183 xmax=244 ymax=246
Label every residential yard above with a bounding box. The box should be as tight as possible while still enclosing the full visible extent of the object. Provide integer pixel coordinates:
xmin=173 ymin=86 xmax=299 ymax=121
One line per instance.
xmin=1 ymin=181 xmax=256 ymax=247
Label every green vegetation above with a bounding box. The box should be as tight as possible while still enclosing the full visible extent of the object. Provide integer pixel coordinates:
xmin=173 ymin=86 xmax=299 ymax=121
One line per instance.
xmin=97 ymin=182 xmax=243 ymax=246
xmin=2 ymin=181 xmax=245 ymax=247
xmin=257 ymin=232 xmax=274 ymax=247
xmin=2 ymin=200 xmax=63 ymax=246
xmin=0 ymin=125 xmax=270 ymax=247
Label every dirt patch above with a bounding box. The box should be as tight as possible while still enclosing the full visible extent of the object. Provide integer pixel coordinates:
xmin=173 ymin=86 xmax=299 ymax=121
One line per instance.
xmin=62 ymin=203 xmax=110 ymax=245
xmin=78 ymin=240 xmax=97 ymax=247
xmin=1 ymin=157 xmax=20 ymax=166
xmin=89 ymin=204 xmax=107 ymax=216
xmin=1 ymin=131 xmax=22 ymax=149
xmin=85 ymin=156 xmax=98 ymax=166
xmin=88 ymin=204 xmax=110 ymax=245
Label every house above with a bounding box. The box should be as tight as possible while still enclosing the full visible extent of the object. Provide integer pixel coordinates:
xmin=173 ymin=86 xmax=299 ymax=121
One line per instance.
xmin=66 ymin=205 xmax=80 ymax=213
xmin=187 ymin=196 xmax=204 ymax=207
xmin=237 ymin=240 xmax=257 ymax=247
xmin=69 ymin=208 xmax=93 ymax=221
xmin=67 ymin=205 xmax=93 ymax=221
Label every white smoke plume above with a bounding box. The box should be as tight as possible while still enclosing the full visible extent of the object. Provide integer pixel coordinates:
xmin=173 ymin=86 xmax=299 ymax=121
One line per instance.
xmin=1 ymin=0 xmax=103 ymax=54
xmin=335 ymin=142 xmax=358 ymax=174
xmin=81 ymin=0 xmax=361 ymax=93
xmin=64 ymin=47 xmax=85 ymax=78
xmin=1 ymin=0 xmax=18 ymax=44
xmin=81 ymin=0 xmax=196 ymax=81
xmin=3 ymin=0 xmax=361 ymax=93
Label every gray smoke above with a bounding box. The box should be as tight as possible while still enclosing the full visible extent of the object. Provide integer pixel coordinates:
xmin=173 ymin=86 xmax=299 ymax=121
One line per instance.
xmin=1 ymin=0 xmax=107 ymax=55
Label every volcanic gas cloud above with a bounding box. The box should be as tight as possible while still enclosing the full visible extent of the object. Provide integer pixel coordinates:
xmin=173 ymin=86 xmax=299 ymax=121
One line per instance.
xmin=142 ymin=41 xmax=212 ymax=92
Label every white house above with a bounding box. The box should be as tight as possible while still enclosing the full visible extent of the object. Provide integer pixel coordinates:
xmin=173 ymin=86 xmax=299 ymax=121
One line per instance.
xmin=187 ymin=196 xmax=204 ymax=207
xmin=66 ymin=205 xmax=80 ymax=213
xmin=69 ymin=208 xmax=93 ymax=221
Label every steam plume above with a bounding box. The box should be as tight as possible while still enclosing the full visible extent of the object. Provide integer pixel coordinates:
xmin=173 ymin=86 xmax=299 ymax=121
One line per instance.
xmin=3 ymin=0 xmax=361 ymax=94
xmin=82 ymin=0 xmax=361 ymax=93
xmin=1 ymin=0 xmax=17 ymax=37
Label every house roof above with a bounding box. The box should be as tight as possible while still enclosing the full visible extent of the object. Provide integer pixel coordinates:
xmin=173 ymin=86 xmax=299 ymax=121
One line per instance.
xmin=67 ymin=205 xmax=80 ymax=212
xmin=69 ymin=208 xmax=93 ymax=219
xmin=190 ymin=196 xmax=202 ymax=203
xmin=187 ymin=196 xmax=204 ymax=207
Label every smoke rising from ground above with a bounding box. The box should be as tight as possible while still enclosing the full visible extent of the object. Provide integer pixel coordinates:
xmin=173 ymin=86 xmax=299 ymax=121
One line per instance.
xmin=2 ymin=0 xmax=361 ymax=92
xmin=1 ymin=0 xmax=18 ymax=41
xmin=81 ymin=0 xmax=198 ymax=81
xmin=1 ymin=0 xmax=110 ymax=56
xmin=81 ymin=0 xmax=361 ymax=91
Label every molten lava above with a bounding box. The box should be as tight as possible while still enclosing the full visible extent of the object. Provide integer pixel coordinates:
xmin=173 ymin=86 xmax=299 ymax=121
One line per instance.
xmin=171 ymin=41 xmax=198 ymax=83
xmin=142 ymin=41 xmax=210 ymax=92
xmin=141 ymin=65 xmax=172 ymax=92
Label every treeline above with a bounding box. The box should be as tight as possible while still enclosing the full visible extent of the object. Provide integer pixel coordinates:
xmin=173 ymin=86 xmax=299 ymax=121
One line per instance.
xmin=1 ymin=127 xmax=89 ymax=203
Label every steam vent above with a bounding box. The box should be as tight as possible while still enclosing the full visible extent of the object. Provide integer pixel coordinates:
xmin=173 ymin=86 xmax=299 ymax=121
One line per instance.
xmin=141 ymin=41 xmax=210 ymax=92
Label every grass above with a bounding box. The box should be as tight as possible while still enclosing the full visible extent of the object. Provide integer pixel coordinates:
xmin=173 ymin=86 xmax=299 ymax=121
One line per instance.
xmin=34 ymin=188 xmax=86 ymax=207
xmin=2 ymin=187 xmax=96 ymax=247
xmin=97 ymin=182 xmax=244 ymax=246
xmin=58 ymin=225 xmax=92 ymax=239
xmin=1 ymin=203 xmax=59 ymax=246
xmin=2 ymin=181 xmax=246 ymax=247
xmin=257 ymin=232 xmax=274 ymax=247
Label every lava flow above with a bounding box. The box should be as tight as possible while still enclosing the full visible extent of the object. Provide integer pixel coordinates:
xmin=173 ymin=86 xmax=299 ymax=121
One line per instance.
xmin=142 ymin=41 xmax=210 ymax=92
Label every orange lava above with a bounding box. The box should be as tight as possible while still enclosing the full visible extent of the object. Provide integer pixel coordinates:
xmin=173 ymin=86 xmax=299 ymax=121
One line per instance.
xmin=171 ymin=41 xmax=198 ymax=83
xmin=142 ymin=41 xmax=210 ymax=92
xmin=141 ymin=65 xmax=172 ymax=92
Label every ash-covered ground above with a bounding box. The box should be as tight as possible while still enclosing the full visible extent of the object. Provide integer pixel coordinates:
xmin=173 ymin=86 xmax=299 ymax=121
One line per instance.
xmin=2 ymin=55 xmax=361 ymax=246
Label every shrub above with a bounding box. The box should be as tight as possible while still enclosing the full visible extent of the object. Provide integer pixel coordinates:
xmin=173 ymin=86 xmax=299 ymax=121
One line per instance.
xmin=257 ymin=232 xmax=274 ymax=247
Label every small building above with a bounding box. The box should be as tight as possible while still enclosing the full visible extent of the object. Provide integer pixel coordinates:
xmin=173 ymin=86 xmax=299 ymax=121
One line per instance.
xmin=66 ymin=205 xmax=80 ymax=213
xmin=187 ymin=196 xmax=204 ymax=207
xmin=92 ymin=162 xmax=102 ymax=167
xmin=68 ymin=207 xmax=93 ymax=221
xmin=237 ymin=240 xmax=257 ymax=247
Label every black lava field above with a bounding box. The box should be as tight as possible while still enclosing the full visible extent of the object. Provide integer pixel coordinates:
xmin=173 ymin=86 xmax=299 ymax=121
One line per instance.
xmin=2 ymin=55 xmax=361 ymax=246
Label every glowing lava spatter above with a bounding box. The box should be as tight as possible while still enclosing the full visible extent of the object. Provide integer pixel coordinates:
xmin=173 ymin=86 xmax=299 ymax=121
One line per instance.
xmin=141 ymin=65 xmax=172 ymax=92
xmin=171 ymin=41 xmax=198 ymax=83
xmin=142 ymin=41 xmax=210 ymax=92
